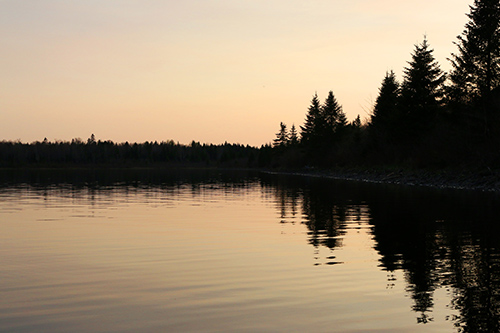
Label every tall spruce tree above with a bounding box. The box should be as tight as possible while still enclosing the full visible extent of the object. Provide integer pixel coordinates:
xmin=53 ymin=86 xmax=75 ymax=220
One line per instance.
xmin=449 ymin=0 xmax=500 ymax=142
xmin=300 ymin=93 xmax=322 ymax=145
xmin=449 ymin=0 xmax=500 ymax=104
xmin=371 ymin=70 xmax=401 ymax=141
xmin=322 ymin=91 xmax=343 ymax=141
xmin=400 ymin=37 xmax=445 ymax=138
xmin=336 ymin=106 xmax=349 ymax=135
xmin=289 ymin=124 xmax=299 ymax=146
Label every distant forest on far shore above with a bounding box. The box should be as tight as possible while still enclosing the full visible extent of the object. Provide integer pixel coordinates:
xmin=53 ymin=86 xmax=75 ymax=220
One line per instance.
xmin=2 ymin=0 xmax=500 ymax=172
xmin=0 ymin=136 xmax=262 ymax=168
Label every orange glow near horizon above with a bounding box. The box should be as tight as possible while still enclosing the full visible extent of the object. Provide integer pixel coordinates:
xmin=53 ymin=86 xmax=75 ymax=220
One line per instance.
xmin=0 ymin=1 xmax=472 ymax=146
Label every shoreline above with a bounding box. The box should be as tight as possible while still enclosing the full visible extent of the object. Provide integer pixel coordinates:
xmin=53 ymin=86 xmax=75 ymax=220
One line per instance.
xmin=1 ymin=165 xmax=499 ymax=192
xmin=261 ymin=168 xmax=500 ymax=193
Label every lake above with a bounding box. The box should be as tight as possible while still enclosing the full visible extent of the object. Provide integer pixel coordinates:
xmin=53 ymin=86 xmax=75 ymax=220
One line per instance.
xmin=1 ymin=169 xmax=499 ymax=332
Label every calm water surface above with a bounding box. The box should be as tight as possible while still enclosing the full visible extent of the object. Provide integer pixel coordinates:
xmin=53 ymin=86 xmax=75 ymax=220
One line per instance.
xmin=1 ymin=169 xmax=500 ymax=332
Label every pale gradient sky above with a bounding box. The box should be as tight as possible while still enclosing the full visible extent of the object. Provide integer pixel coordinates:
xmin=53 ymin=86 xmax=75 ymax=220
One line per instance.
xmin=1 ymin=0 xmax=472 ymax=146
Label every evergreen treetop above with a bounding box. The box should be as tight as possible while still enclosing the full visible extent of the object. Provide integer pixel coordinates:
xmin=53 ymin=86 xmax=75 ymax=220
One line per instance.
xmin=289 ymin=124 xmax=299 ymax=146
xmin=351 ymin=115 xmax=361 ymax=129
xmin=371 ymin=70 xmax=400 ymax=131
xmin=273 ymin=122 xmax=289 ymax=148
xmin=401 ymin=37 xmax=445 ymax=110
xmin=449 ymin=0 xmax=500 ymax=103
xmin=322 ymin=91 xmax=343 ymax=133
xmin=320 ymin=91 xmax=346 ymax=142
xmin=300 ymin=93 xmax=322 ymax=145
xmin=400 ymin=37 xmax=445 ymax=138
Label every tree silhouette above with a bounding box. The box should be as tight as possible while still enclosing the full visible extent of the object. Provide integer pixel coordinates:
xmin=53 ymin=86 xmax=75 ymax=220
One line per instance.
xmin=300 ymin=93 xmax=323 ymax=146
xmin=448 ymin=0 xmax=500 ymax=142
xmin=351 ymin=115 xmax=361 ymax=129
xmin=400 ymin=37 xmax=445 ymax=139
xmin=289 ymin=124 xmax=299 ymax=146
xmin=273 ymin=122 xmax=289 ymax=148
xmin=322 ymin=91 xmax=343 ymax=142
xmin=87 ymin=134 xmax=96 ymax=145
xmin=370 ymin=70 xmax=401 ymax=143
xmin=449 ymin=0 xmax=500 ymax=104
xmin=336 ymin=105 xmax=349 ymax=137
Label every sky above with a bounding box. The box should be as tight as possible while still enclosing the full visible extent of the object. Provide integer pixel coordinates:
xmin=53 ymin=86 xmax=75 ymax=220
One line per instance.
xmin=1 ymin=0 xmax=473 ymax=146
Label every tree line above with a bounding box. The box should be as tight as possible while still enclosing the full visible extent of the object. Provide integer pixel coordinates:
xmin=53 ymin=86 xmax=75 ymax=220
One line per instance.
xmin=0 ymin=136 xmax=261 ymax=168
xmin=271 ymin=0 xmax=500 ymax=170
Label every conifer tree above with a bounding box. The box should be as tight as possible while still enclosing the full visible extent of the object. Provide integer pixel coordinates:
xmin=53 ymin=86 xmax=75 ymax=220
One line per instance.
xmin=400 ymin=37 xmax=445 ymax=137
xmin=351 ymin=115 xmax=361 ymax=129
xmin=273 ymin=122 xmax=289 ymax=148
xmin=351 ymin=115 xmax=362 ymax=143
xmin=322 ymin=91 xmax=347 ymax=141
xmin=300 ymin=93 xmax=322 ymax=145
xmin=449 ymin=0 xmax=500 ymax=142
xmin=322 ymin=91 xmax=342 ymax=139
xmin=289 ymin=124 xmax=299 ymax=146
xmin=371 ymin=70 xmax=401 ymax=141
xmin=449 ymin=0 xmax=500 ymax=104
xmin=336 ymin=108 xmax=348 ymax=132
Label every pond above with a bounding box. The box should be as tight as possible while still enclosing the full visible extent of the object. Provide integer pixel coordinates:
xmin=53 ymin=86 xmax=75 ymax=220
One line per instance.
xmin=1 ymin=169 xmax=499 ymax=332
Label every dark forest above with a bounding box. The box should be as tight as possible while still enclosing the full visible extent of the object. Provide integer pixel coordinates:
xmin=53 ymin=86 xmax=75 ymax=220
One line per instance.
xmin=271 ymin=0 xmax=500 ymax=171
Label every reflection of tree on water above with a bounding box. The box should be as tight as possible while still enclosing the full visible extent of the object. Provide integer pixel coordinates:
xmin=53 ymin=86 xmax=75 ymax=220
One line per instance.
xmin=370 ymin=191 xmax=440 ymax=324
xmin=443 ymin=222 xmax=500 ymax=332
xmin=263 ymin=174 xmax=500 ymax=330
xmin=301 ymin=188 xmax=347 ymax=249
xmin=369 ymin=187 xmax=500 ymax=330
xmin=261 ymin=174 xmax=368 ymax=259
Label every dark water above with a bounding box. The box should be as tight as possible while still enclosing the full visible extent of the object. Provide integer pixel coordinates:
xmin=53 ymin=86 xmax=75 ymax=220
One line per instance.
xmin=1 ymin=169 xmax=499 ymax=332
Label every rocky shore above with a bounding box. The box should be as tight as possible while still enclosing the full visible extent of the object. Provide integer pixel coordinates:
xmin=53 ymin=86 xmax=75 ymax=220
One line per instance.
xmin=263 ymin=167 xmax=500 ymax=192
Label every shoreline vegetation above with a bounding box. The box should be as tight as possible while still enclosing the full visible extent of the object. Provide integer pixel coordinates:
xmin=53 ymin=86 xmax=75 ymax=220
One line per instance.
xmin=3 ymin=0 xmax=500 ymax=192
